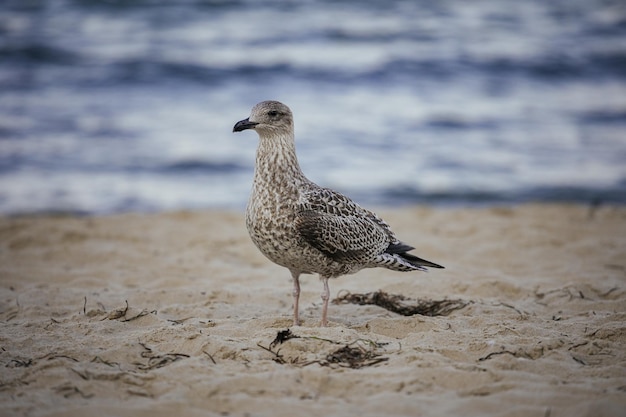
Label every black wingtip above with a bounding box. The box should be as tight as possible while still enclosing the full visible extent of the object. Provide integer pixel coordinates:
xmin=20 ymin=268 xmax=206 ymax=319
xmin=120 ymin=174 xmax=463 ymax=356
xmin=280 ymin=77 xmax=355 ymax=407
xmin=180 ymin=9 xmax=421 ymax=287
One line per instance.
xmin=386 ymin=243 xmax=444 ymax=269
xmin=386 ymin=242 xmax=415 ymax=254
xmin=399 ymin=252 xmax=444 ymax=269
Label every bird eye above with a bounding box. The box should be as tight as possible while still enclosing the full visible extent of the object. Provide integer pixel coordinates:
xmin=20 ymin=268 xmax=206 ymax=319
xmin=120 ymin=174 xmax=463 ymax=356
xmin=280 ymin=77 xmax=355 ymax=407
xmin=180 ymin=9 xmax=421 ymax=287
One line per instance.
xmin=268 ymin=110 xmax=279 ymax=117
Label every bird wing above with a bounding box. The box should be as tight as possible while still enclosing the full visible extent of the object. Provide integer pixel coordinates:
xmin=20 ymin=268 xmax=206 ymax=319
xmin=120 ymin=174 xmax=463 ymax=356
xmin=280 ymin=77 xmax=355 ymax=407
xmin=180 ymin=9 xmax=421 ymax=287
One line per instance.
xmin=295 ymin=187 xmax=392 ymax=262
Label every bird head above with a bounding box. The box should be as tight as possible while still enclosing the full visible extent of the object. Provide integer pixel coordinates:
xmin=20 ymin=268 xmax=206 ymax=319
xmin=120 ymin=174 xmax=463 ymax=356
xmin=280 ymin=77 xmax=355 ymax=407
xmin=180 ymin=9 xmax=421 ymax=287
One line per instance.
xmin=233 ymin=101 xmax=293 ymax=136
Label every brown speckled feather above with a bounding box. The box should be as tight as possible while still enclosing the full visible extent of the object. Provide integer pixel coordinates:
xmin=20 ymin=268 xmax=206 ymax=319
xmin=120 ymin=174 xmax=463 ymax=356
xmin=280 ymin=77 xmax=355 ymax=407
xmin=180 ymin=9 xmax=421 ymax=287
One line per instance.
xmin=296 ymin=188 xmax=394 ymax=263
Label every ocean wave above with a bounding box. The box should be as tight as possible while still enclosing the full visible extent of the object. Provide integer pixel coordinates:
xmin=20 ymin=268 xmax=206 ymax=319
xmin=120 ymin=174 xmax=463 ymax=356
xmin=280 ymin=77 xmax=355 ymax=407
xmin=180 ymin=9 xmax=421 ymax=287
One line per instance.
xmin=373 ymin=185 xmax=626 ymax=206
xmin=161 ymin=159 xmax=247 ymax=174
xmin=5 ymin=52 xmax=624 ymax=92
xmin=577 ymin=109 xmax=626 ymax=124
xmin=0 ymin=44 xmax=79 ymax=65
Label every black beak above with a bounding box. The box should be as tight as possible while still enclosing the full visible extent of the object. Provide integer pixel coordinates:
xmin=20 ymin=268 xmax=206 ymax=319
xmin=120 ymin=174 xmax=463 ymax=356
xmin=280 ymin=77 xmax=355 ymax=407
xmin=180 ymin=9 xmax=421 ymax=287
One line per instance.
xmin=233 ymin=118 xmax=258 ymax=132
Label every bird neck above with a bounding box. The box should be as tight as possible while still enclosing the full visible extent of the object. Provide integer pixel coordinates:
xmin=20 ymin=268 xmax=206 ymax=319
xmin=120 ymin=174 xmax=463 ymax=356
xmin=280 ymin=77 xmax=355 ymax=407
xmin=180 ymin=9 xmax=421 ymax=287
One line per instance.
xmin=254 ymin=133 xmax=307 ymax=187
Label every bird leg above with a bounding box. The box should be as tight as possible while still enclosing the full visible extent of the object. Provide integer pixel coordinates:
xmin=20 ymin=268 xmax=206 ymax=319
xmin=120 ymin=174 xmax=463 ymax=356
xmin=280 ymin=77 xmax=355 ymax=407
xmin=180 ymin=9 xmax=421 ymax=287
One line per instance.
xmin=290 ymin=270 xmax=301 ymax=326
xmin=320 ymin=276 xmax=330 ymax=327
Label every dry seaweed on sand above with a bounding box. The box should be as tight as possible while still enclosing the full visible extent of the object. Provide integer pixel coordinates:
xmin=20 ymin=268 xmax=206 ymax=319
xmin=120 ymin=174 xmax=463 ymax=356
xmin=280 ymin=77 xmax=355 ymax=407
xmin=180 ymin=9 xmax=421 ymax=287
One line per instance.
xmin=134 ymin=342 xmax=190 ymax=370
xmin=260 ymin=330 xmax=389 ymax=369
xmin=320 ymin=343 xmax=389 ymax=369
xmin=333 ymin=290 xmax=469 ymax=317
xmin=270 ymin=328 xmax=300 ymax=349
xmin=102 ymin=300 xmax=129 ymax=320
xmin=100 ymin=300 xmax=156 ymax=322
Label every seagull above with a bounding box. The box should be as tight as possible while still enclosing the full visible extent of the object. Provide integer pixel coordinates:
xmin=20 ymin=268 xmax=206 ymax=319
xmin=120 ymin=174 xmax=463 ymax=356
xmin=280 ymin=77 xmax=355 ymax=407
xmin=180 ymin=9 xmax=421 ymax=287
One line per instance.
xmin=233 ymin=100 xmax=443 ymax=326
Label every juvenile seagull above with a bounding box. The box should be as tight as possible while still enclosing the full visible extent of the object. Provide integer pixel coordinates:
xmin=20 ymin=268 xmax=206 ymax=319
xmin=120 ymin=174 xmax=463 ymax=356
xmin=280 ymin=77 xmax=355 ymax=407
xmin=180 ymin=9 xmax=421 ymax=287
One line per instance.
xmin=233 ymin=100 xmax=443 ymax=326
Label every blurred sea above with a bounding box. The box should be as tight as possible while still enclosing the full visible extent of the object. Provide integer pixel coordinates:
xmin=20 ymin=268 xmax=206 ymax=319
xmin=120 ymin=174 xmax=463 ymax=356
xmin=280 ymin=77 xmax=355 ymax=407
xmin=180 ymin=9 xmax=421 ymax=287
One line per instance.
xmin=1 ymin=0 xmax=625 ymax=214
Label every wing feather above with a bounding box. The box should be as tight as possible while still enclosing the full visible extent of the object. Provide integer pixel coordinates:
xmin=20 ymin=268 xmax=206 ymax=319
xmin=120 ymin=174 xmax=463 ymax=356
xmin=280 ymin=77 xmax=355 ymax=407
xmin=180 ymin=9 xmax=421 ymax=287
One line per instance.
xmin=295 ymin=188 xmax=391 ymax=262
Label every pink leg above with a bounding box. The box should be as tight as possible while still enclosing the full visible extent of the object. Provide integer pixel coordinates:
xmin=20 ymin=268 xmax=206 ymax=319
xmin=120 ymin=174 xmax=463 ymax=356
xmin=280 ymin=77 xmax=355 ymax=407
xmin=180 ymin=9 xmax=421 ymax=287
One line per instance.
xmin=320 ymin=276 xmax=330 ymax=327
xmin=291 ymin=270 xmax=301 ymax=326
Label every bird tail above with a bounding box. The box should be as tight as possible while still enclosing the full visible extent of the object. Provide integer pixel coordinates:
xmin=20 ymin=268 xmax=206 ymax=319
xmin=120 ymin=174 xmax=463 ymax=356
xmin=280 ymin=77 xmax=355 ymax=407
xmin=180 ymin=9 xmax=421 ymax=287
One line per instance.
xmin=398 ymin=252 xmax=444 ymax=269
xmin=383 ymin=242 xmax=444 ymax=271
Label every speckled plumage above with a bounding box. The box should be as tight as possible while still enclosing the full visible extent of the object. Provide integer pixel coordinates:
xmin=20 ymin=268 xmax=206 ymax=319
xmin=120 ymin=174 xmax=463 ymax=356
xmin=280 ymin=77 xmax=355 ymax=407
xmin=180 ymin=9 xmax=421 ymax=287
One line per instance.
xmin=233 ymin=100 xmax=443 ymax=326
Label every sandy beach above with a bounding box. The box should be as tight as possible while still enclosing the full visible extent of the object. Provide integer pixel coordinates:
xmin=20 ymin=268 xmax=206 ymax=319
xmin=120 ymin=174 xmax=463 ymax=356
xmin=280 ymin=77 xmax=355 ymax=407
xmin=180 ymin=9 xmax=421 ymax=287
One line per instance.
xmin=1 ymin=204 xmax=624 ymax=417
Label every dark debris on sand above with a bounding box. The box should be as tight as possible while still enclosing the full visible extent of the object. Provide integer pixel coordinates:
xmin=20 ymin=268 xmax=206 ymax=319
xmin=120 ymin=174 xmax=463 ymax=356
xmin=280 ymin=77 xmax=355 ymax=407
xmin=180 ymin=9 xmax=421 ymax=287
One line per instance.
xmin=322 ymin=344 xmax=389 ymax=369
xmin=260 ymin=330 xmax=389 ymax=369
xmin=333 ymin=290 xmax=469 ymax=317
xmin=270 ymin=329 xmax=300 ymax=349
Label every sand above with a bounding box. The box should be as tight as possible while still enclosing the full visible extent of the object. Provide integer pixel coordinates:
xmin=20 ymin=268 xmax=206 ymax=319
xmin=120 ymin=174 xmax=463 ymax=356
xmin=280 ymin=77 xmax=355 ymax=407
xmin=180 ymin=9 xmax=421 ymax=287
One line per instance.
xmin=1 ymin=204 xmax=624 ymax=417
